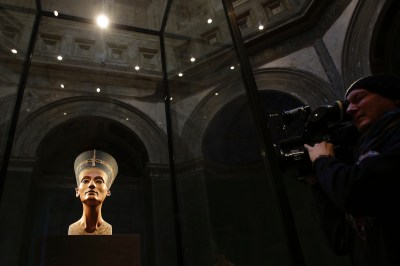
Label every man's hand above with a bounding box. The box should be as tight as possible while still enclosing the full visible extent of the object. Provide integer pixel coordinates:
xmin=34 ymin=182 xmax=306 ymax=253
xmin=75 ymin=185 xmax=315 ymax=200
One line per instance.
xmin=304 ymin=141 xmax=335 ymax=163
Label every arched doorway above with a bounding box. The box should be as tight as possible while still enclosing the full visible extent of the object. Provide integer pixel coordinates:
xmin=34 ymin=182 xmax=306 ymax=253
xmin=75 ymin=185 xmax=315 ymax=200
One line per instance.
xmin=34 ymin=116 xmax=149 ymax=235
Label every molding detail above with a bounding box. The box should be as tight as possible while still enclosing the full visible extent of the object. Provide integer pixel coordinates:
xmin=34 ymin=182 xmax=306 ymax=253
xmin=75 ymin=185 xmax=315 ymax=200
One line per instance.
xmin=12 ymin=96 xmax=169 ymax=164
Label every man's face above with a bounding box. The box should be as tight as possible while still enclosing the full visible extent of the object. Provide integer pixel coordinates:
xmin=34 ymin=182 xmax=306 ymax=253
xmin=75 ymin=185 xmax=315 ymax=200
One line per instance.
xmin=75 ymin=168 xmax=110 ymax=205
xmin=346 ymin=88 xmax=398 ymax=133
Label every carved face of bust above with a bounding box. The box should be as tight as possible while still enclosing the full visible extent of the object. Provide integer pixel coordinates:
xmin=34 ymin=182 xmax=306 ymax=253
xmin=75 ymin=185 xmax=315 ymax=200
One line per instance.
xmin=75 ymin=167 xmax=111 ymax=205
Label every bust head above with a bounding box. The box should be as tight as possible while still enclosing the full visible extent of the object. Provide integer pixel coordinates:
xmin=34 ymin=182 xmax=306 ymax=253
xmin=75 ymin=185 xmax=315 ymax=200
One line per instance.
xmin=74 ymin=150 xmax=118 ymax=204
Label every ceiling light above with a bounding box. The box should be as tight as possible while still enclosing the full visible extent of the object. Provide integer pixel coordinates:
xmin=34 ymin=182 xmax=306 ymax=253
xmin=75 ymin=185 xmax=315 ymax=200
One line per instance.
xmin=54 ymin=11 xmax=59 ymax=16
xmin=60 ymin=84 xmax=64 ymax=88
xmin=11 ymin=49 xmax=17 ymax=54
xmin=134 ymin=65 xmax=140 ymax=70
xmin=178 ymin=73 xmax=183 ymax=77
xmin=57 ymin=55 xmax=63 ymax=61
xmin=97 ymin=14 xmax=109 ymax=28
xmin=63 ymin=112 xmax=67 ymax=116
xmin=215 ymin=92 xmax=219 ymax=96
xmin=230 ymin=66 xmax=235 ymax=70
xmin=207 ymin=18 xmax=212 ymax=24
xmin=258 ymin=25 xmax=264 ymax=30
xmin=126 ymin=117 xmax=129 ymax=121
xmin=96 ymin=88 xmax=101 ymax=92
xmin=190 ymin=57 xmax=196 ymax=62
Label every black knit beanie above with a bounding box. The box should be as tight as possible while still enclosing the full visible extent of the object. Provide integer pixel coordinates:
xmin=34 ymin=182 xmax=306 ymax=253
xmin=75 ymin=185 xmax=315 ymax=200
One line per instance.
xmin=345 ymin=73 xmax=400 ymax=100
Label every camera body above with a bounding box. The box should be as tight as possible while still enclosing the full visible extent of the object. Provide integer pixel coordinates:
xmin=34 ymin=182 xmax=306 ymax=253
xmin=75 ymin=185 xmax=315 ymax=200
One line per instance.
xmin=275 ymin=100 xmax=359 ymax=182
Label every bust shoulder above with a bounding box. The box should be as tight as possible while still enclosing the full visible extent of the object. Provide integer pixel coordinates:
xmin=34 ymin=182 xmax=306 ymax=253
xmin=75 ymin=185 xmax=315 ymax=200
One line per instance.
xmin=68 ymin=220 xmax=112 ymax=235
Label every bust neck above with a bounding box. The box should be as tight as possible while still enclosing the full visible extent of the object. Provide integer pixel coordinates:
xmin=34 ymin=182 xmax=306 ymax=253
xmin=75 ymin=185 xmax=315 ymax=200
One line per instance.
xmin=80 ymin=204 xmax=104 ymax=233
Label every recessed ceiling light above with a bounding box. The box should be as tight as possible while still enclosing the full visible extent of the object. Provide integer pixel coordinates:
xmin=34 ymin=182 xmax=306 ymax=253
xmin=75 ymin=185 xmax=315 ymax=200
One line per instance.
xmin=207 ymin=18 xmax=212 ymax=24
xmin=96 ymin=88 xmax=101 ymax=93
xmin=258 ymin=25 xmax=264 ymax=30
xmin=97 ymin=14 xmax=109 ymax=28
xmin=230 ymin=66 xmax=235 ymax=70
xmin=134 ymin=65 xmax=140 ymax=70
xmin=190 ymin=57 xmax=196 ymax=62
xmin=63 ymin=112 xmax=67 ymax=115
xmin=215 ymin=92 xmax=219 ymax=96
xmin=54 ymin=11 xmax=59 ymax=17
xmin=60 ymin=84 xmax=64 ymax=88
xmin=178 ymin=73 xmax=183 ymax=77
xmin=11 ymin=49 xmax=17 ymax=54
xmin=57 ymin=55 xmax=63 ymax=60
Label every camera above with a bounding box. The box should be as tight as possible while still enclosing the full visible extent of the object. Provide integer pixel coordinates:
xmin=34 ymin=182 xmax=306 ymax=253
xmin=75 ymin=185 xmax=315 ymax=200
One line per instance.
xmin=273 ymin=100 xmax=360 ymax=182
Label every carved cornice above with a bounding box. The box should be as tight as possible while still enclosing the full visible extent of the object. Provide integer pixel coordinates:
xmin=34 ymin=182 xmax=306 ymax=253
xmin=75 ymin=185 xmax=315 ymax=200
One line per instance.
xmin=248 ymin=0 xmax=352 ymax=67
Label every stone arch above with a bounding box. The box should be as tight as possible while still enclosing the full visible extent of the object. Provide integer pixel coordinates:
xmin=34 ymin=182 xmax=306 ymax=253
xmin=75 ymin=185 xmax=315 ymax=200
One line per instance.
xmin=12 ymin=96 xmax=168 ymax=164
xmin=33 ymin=115 xmax=149 ymax=187
xmin=6 ymin=97 xmax=165 ymax=237
xmin=179 ymin=68 xmax=336 ymax=160
xmin=341 ymin=0 xmax=391 ymax=85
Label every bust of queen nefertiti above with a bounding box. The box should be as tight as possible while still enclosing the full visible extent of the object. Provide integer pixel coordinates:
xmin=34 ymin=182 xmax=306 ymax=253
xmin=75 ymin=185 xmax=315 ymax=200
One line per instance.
xmin=68 ymin=150 xmax=118 ymax=235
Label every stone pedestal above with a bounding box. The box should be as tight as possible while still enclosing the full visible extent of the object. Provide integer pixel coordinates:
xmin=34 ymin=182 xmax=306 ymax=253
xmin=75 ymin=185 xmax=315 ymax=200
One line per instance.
xmin=36 ymin=235 xmax=140 ymax=266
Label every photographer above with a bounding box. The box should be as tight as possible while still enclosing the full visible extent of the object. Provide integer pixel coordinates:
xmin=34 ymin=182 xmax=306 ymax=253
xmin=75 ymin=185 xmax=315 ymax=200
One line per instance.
xmin=304 ymin=74 xmax=400 ymax=266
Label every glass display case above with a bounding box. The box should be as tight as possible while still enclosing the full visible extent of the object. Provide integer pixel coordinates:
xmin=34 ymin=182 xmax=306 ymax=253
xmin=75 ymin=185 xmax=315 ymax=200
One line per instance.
xmin=0 ymin=1 xmax=351 ymax=266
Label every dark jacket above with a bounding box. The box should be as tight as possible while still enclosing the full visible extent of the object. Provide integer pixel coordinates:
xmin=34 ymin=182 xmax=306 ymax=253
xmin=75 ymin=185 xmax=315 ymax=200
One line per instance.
xmin=312 ymin=108 xmax=400 ymax=266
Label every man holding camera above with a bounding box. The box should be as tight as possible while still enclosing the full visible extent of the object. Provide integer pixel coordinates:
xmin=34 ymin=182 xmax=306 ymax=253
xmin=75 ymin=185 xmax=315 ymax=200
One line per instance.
xmin=304 ymin=74 xmax=400 ymax=266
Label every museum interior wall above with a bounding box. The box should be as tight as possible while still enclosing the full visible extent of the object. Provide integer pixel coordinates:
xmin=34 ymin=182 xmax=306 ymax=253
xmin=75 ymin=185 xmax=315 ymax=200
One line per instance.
xmin=0 ymin=0 xmax=399 ymax=265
